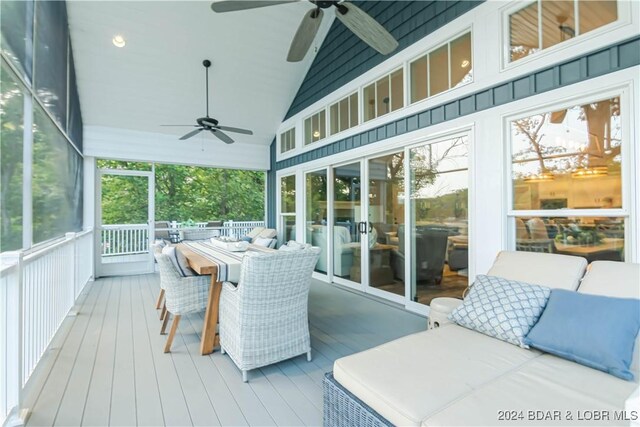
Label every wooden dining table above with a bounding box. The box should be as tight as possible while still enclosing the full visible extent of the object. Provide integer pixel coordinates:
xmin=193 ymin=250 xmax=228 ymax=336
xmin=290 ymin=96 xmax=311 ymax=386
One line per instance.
xmin=176 ymin=241 xmax=275 ymax=355
xmin=175 ymin=243 xmax=223 ymax=355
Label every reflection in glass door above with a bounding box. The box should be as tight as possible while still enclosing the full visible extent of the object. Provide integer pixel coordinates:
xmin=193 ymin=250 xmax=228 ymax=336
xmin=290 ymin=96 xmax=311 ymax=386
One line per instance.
xmin=409 ymin=136 xmax=469 ymax=305
xmin=367 ymin=152 xmax=405 ymax=297
xmin=305 ymin=169 xmax=328 ymax=274
xmin=332 ymin=163 xmax=361 ymax=284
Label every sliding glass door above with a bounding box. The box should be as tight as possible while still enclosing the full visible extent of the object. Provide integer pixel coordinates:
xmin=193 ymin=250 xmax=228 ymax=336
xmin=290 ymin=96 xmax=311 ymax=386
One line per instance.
xmin=305 ymin=169 xmax=328 ymax=274
xmin=300 ymin=133 xmax=470 ymax=311
xmin=366 ymin=152 xmax=405 ymax=300
xmin=408 ymin=136 xmax=470 ymax=305
xmin=332 ymin=162 xmax=363 ymax=286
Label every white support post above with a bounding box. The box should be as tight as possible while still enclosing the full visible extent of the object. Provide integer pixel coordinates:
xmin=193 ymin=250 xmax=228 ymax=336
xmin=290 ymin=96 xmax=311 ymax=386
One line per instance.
xmin=22 ymin=95 xmax=33 ymax=250
xmin=67 ymin=233 xmax=79 ymax=317
xmin=2 ymin=251 xmax=29 ymax=427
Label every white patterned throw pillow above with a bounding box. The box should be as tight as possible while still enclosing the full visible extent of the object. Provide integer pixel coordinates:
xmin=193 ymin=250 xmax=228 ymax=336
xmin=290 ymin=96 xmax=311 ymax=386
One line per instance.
xmin=449 ymin=275 xmax=551 ymax=348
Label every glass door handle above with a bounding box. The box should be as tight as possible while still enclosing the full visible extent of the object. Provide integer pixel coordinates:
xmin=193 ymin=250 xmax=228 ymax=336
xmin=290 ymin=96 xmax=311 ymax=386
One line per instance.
xmin=358 ymin=221 xmax=367 ymax=234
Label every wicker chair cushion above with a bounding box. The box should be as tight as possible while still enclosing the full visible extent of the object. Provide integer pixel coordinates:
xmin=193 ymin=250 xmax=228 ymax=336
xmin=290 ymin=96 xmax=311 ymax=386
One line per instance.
xmin=245 ymin=227 xmax=265 ymax=242
xmin=254 ymin=237 xmax=276 ymax=248
xmin=161 ymin=245 xmax=195 ymax=277
xmin=258 ymin=228 xmax=277 ymax=239
xmin=278 ymin=240 xmax=311 ymax=251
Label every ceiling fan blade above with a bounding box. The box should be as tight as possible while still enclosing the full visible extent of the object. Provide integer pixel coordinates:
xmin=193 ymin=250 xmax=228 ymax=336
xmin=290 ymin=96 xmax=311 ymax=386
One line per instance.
xmin=179 ymin=128 xmax=204 ymax=140
xmin=215 ymin=125 xmax=254 ymax=135
xmin=161 ymin=125 xmax=197 ymax=127
xmin=210 ymin=129 xmax=235 ymax=144
xmin=335 ymin=2 xmax=398 ymax=55
xmin=211 ymin=0 xmax=299 ymax=13
xmin=287 ymin=8 xmax=324 ymax=62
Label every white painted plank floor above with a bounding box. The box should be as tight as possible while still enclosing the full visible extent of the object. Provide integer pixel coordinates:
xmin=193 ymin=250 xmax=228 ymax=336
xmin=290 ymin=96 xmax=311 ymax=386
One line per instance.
xmin=25 ymin=273 xmax=426 ymax=427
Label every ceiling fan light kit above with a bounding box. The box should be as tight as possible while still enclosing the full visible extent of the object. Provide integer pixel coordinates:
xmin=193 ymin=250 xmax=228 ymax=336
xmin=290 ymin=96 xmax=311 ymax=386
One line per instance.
xmin=160 ymin=59 xmax=253 ymax=144
xmin=210 ymin=0 xmax=399 ymax=62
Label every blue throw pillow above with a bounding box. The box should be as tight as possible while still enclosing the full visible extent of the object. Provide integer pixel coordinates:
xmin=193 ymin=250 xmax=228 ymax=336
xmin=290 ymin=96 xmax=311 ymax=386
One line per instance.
xmin=449 ymin=275 xmax=551 ymax=348
xmin=240 ymin=235 xmax=253 ymax=243
xmin=524 ymin=289 xmax=640 ymax=380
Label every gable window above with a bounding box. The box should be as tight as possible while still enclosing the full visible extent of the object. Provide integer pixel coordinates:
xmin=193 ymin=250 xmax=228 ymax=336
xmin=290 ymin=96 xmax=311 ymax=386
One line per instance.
xmin=363 ymin=69 xmax=403 ymax=123
xmin=509 ymin=0 xmax=618 ymax=63
xmin=304 ymin=110 xmax=326 ymax=145
xmin=329 ymin=92 xmax=359 ymax=136
xmin=280 ymin=127 xmax=296 ymax=153
xmin=509 ymin=96 xmax=626 ymax=262
xmin=410 ymin=32 xmax=472 ymax=104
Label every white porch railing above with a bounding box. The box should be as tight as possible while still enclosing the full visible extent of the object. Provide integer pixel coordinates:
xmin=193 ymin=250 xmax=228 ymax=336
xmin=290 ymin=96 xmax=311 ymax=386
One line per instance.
xmin=100 ymin=221 xmax=266 ymax=258
xmin=0 ymin=229 xmax=93 ymax=425
xmin=101 ymin=224 xmax=149 ymax=256
xmin=221 ymin=220 xmax=265 ymax=238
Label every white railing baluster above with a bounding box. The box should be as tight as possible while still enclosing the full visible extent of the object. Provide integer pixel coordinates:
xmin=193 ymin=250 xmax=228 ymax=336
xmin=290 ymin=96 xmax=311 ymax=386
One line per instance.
xmin=1 ymin=229 xmax=94 ymax=424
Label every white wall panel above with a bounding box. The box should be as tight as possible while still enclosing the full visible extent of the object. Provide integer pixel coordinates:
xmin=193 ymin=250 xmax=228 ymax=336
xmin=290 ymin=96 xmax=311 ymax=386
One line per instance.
xmin=84 ymin=126 xmax=270 ymax=170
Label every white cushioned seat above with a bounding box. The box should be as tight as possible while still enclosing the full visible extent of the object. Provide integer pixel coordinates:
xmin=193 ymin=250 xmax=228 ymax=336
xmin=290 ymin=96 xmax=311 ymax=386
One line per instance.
xmin=334 ymin=324 xmax=541 ymax=426
xmin=332 ymin=251 xmax=596 ymax=426
xmin=423 ymin=354 xmax=638 ymax=427
xmin=257 ymin=228 xmax=277 ymax=239
xmin=578 ymin=261 xmax=640 ymax=299
xmin=487 ymin=251 xmax=587 ymax=290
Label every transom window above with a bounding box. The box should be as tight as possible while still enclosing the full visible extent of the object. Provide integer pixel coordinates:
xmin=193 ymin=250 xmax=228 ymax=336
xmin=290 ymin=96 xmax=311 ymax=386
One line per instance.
xmin=410 ymin=32 xmax=473 ymax=103
xmin=304 ymin=110 xmax=326 ymax=145
xmin=363 ymin=69 xmax=403 ymax=123
xmin=508 ymin=0 xmax=618 ymax=63
xmin=280 ymin=127 xmax=296 ymax=153
xmin=329 ymin=92 xmax=359 ymax=136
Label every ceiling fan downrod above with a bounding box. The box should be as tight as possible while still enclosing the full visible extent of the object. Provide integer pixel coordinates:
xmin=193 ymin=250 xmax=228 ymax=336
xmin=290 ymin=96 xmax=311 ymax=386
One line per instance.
xmin=203 ymin=59 xmax=211 ymax=118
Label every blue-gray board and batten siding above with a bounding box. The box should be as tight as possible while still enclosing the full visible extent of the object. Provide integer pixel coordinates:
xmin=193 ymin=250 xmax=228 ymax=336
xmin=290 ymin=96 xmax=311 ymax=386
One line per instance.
xmin=277 ymin=36 xmax=640 ymax=171
xmin=267 ymin=0 xmax=485 ymax=227
xmin=265 ymin=0 xmax=640 ymax=227
xmin=267 ymin=36 xmax=640 ymax=226
xmin=285 ymin=0 xmax=484 ymax=120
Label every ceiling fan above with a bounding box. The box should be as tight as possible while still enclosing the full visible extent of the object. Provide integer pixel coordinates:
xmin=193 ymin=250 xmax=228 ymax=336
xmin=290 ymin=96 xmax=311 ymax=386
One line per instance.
xmin=161 ymin=59 xmax=253 ymax=143
xmin=210 ymin=1 xmax=399 ymax=62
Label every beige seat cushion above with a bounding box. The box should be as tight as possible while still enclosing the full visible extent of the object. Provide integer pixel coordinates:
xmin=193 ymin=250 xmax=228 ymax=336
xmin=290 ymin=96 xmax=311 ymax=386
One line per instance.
xmin=487 ymin=251 xmax=587 ymax=290
xmin=258 ymin=228 xmax=277 ymax=239
xmin=333 ymin=324 xmax=541 ymax=426
xmin=246 ymin=227 xmax=265 ymax=242
xmin=578 ymin=261 xmax=640 ymax=299
xmin=423 ymin=355 xmax=638 ymax=426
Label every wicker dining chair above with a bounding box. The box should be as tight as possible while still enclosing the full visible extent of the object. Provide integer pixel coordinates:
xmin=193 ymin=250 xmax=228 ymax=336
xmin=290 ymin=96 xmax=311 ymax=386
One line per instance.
xmin=156 ymin=254 xmax=211 ymax=353
xmin=219 ymin=247 xmax=321 ymax=382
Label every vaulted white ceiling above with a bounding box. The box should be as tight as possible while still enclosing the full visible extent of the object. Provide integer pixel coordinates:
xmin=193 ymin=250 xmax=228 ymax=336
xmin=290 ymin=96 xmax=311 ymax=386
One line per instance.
xmin=67 ymin=1 xmax=334 ymax=148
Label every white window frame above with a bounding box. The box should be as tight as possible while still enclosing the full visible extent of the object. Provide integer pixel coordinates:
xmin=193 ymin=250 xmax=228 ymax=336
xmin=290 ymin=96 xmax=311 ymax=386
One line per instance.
xmin=303 ymin=108 xmax=327 ymax=146
xmin=361 ymin=65 xmax=405 ymax=124
xmin=504 ymin=84 xmax=633 ymax=260
xmin=329 ymin=90 xmax=359 ymax=137
xmin=501 ymin=0 xmax=631 ymax=71
xmin=408 ymin=29 xmax=474 ymax=105
xmin=279 ymin=127 xmax=296 ymax=154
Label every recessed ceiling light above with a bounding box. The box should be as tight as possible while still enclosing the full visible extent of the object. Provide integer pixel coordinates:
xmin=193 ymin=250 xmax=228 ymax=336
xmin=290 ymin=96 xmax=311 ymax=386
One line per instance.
xmin=461 ymin=59 xmax=470 ymax=68
xmin=112 ymin=35 xmax=126 ymax=48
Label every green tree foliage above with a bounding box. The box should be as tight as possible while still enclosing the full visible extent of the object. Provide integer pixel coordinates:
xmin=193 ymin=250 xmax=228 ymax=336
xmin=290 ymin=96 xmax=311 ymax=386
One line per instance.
xmin=98 ymin=160 xmax=265 ymax=224
xmin=0 ymin=63 xmax=24 ymax=251
xmin=32 ymin=106 xmax=83 ymax=243
xmin=2 ymin=63 xmax=83 ymax=252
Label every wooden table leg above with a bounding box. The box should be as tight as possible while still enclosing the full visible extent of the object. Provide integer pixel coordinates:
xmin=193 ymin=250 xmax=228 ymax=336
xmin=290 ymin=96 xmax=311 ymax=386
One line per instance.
xmin=200 ymin=278 xmax=222 ymax=355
